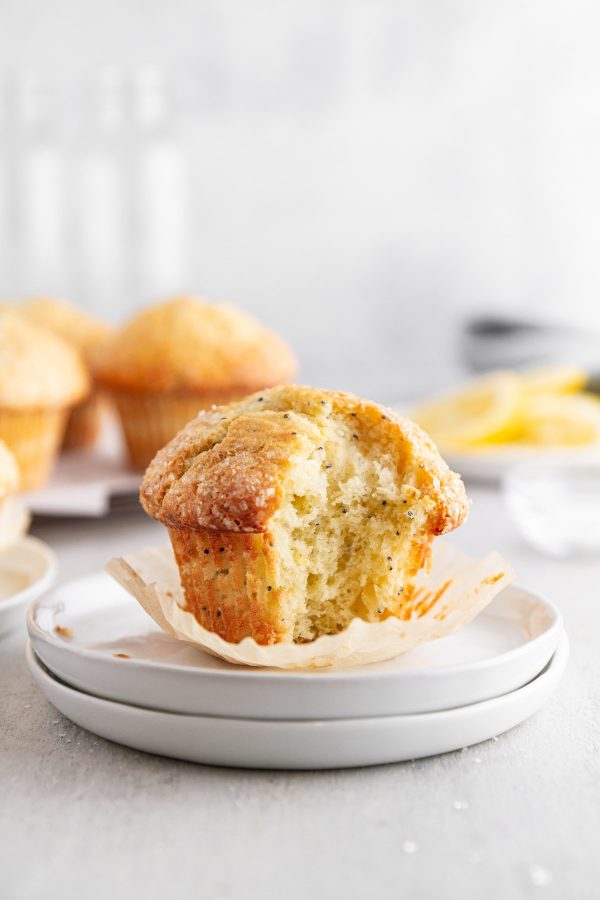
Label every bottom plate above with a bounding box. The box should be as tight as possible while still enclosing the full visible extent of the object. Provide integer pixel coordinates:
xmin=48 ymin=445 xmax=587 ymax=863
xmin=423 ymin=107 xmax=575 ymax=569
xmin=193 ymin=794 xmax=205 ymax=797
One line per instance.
xmin=28 ymin=571 xmax=562 ymax=719
xmin=27 ymin=634 xmax=568 ymax=770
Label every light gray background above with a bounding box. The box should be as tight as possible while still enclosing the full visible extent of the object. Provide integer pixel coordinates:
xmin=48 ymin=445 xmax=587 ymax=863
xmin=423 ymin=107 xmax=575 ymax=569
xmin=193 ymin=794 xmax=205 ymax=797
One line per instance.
xmin=2 ymin=1 xmax=600 ymax=398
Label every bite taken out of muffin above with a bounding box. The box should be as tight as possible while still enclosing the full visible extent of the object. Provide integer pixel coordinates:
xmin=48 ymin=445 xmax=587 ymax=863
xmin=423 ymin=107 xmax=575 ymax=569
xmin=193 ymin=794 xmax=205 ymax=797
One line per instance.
xmin=90 ymin=296 xmax=298 ymax=470
xmin=140 ymin=385 xmax=468 ymax=646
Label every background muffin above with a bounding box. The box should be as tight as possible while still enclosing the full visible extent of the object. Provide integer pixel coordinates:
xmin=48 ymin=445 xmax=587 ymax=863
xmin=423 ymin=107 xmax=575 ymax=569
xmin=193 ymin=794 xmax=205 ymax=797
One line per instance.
xmin=0 ymin=311 xmax=89 ymax=488
xmin=21 ymin=297 xmax=112 ymax=450
xmin=141 ymin=385 xmax=467 ymax=645
xmin=90 ymin=296 xmax=297 ymax=469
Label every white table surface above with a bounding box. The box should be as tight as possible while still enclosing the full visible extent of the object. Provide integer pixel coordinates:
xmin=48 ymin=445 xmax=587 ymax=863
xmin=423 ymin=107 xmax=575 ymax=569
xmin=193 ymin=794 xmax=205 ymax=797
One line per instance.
xmin=2 ymin=486 xmax=599 ymax=900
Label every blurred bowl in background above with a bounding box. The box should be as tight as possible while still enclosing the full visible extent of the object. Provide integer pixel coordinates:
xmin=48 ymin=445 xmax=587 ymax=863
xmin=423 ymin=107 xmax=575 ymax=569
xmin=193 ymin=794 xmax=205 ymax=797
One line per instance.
xmin=503 ymin=459 xmax=600 ymax=558
xmin=462 ymin=316 xmax=600 ymax=374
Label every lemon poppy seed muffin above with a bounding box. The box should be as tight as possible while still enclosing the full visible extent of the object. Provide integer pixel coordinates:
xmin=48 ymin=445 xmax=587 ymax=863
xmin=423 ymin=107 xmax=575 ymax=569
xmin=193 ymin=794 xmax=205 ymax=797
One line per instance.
xmin=0 ymin=310 xmax=89 ymax=488
xmin=140 ymin=385 xmax=468 ymax=645
xmin=22 ymin=297 xmax=112 ymax=450
xmin=90 ymin=296 xmax=297 ymax=469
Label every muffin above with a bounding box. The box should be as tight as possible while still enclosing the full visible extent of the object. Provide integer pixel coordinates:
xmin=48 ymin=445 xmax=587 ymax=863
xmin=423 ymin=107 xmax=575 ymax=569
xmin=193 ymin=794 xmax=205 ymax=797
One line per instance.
xmin=90 ymin=296 xmax=297 ymax=469
xmin=140 ymin=385 xmax=468 ymax=645
xmin=21 ymin=297 xmax=112 ymax=450
xmin=0 ymin=310 xmax=89 ymax=488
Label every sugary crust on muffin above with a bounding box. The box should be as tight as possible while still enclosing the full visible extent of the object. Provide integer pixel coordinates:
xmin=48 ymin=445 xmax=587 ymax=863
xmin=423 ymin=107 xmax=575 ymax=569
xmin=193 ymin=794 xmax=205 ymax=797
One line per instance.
xmin=0 ymin=310 xmax=90 ymax=409
xmin=141 ymin=384 xmax=468 ymax=537
xmin=89 ymin=296 xmax=297 ymax=394
xmin=0 ymin=439 xmax=20 ymax=500
xmin=21 ymin=297 xmax=112 ymax=359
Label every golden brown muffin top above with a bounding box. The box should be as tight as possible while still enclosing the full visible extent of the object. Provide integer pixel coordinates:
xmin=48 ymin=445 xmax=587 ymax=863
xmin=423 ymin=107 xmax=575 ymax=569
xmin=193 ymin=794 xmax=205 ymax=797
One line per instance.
xmin=0 ymin=310 xmax=90 ymax=409
xmin=21 ymin=297 xmax=112 ymax=360
xmin=141 ymin=384 xmax=468 ymax=536
xmin=89 ymin=296 xmax=297 ymax=394
xmin=0 ymin=439 xmax=20 ymax=500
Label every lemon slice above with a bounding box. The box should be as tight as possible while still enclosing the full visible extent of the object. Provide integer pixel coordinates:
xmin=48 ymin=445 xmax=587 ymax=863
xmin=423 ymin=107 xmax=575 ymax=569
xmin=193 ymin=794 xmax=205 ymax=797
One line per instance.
xmin=518 ymin=394 xmax=600 ymax=446
xmin=412 ymin=372 xmax=522 ymax=447
xmin=522 ymin=364 xmax=588 ymax=396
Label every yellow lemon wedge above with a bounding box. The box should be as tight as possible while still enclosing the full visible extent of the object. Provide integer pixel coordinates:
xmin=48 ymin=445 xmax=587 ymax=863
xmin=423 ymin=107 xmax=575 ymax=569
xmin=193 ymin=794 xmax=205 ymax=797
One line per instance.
xmin=521 ymin=364 xmax=588 ymax=396
xmin=412 ymin=372 xmax=523 ymax=448
xmin=518 ymin=393 xmax=600 ymax=446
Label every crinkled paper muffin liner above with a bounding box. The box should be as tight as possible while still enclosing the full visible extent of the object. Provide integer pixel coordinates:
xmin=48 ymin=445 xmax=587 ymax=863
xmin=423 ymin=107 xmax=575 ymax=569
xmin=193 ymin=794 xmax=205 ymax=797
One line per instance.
xmin=109 ymin=390 xmax=243 ymax=470
xmin=107 ymin=542 xmax=515 ymax=670
xmin=0 ymin=407 xmax=67 ymax=490
xmin=62 ymin=391 xmax=105 ymax=451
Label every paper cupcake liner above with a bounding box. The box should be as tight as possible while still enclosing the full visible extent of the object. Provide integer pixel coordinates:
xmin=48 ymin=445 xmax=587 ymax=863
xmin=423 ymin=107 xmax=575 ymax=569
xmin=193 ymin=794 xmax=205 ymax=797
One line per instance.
xmin=0 ymin=407 xmax=67 ymax=490
xmin=109 ymin=390 xmax=241 ymax=470
xmin=107 ymin=542 xmax=515 ymax=670
xmin=62 ymin=391 xmax=104 ymax=451
xmin=0 ymin=496 xmax=30 ymax=550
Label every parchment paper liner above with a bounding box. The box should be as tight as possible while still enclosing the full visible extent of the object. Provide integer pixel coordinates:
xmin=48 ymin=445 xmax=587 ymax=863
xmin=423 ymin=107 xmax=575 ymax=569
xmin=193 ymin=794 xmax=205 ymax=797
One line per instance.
xmin=0 ymin=496 xmax=30 ymax=551
xmin=107 ymin=542 xmax=515 ymax=669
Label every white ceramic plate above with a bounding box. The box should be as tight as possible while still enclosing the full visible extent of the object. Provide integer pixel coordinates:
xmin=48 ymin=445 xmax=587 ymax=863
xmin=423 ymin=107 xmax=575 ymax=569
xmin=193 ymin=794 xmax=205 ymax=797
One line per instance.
xmin=396 ymin=398 xmax=600 ymax=484
xmin=443 ymin=445 xmax=600 ymax=484
xmin=0 ymin=537 xmax=58 ymax=638
xmin=28 ymin=571 xmax=563 ymax=719
xmin=26 ymin=635 xmax=569 ymax=770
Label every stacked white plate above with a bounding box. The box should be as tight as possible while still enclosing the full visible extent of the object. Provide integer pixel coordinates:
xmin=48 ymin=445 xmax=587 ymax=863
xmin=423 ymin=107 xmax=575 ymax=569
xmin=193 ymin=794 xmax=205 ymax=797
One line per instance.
xmin=27 ymin=571 xmax=568 ymax=770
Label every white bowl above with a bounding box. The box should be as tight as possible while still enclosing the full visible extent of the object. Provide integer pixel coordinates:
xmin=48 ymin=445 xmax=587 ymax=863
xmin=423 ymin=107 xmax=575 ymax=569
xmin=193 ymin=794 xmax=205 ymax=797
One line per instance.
xmin=504 ymin=459 xmax=600 ymax=557
xmin=0 ymin=537 xmax=57 ymax=638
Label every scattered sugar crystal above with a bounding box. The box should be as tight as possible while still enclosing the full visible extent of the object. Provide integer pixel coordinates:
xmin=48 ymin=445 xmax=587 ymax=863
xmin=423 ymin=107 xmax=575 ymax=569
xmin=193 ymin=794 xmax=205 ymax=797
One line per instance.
xmin=529 ymin=865 xmax=552 ymax=887
xmin=402 ymin=841 xmax=419 ymax=854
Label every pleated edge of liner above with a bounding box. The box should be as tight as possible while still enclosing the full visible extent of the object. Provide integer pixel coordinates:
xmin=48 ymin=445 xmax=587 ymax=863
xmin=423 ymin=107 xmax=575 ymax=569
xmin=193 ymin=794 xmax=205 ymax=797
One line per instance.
xmin=106 ymin=543 xmax=516 ymax=670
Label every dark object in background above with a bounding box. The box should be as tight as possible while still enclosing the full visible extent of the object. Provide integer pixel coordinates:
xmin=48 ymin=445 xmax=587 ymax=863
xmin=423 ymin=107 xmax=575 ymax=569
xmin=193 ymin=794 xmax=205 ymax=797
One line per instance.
xmin=462 ymin=316 xmax=600 ymax=389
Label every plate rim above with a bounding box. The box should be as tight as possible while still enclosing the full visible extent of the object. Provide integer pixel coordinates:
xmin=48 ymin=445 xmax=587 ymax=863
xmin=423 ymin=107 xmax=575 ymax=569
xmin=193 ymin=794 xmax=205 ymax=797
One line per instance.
xmin=26 ymin=633 xmax=570 ymax=725
xmin=27 ymin=567 xmax=563 ymax=683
